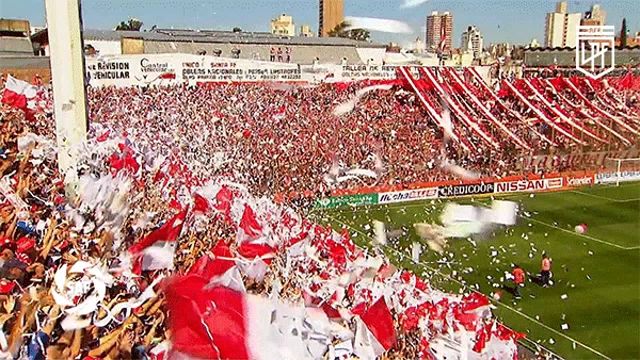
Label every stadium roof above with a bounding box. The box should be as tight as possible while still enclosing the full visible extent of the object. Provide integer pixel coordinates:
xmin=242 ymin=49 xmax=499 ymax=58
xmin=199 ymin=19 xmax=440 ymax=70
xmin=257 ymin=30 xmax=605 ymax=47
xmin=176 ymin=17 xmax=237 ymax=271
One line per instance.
xmin=81 ymin=28 xmax=386 ymax=48
xmin=0 ymin=55 xmax=48 ymax=68
xmin=0 ymin=36 xmax=33 ymax=57
xmin=526 ymin=45 xmax=640 ymax=51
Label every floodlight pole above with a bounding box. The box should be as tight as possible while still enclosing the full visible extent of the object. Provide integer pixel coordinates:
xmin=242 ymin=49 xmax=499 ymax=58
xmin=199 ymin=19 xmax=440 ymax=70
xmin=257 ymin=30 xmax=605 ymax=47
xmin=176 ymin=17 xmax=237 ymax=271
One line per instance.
xmin=45 ymin=0 xmax=88 ymax=199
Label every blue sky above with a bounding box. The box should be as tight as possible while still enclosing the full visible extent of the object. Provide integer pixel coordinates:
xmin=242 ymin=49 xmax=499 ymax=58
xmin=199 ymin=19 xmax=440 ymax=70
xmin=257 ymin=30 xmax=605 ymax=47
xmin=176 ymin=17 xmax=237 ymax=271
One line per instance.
xmin=1 ymin=0 xmax=638 ymax=47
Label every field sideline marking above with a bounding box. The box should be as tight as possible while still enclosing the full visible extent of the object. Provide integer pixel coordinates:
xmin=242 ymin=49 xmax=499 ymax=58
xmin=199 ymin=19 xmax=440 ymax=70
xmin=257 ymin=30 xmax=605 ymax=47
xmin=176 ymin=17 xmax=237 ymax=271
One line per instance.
xmin=522 ymin=217 xmax=640 ymax=250
xmin=570 ymin=190 xmax=640 ymax=203
xmin=318 ymin=212 xmax=613 ymax=360
xmin=326 ymin=194 xmax=640 ymax=251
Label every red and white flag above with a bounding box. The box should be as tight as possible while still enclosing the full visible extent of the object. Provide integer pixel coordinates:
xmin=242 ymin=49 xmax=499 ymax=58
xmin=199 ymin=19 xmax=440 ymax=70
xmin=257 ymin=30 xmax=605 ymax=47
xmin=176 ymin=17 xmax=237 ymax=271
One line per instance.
xmin=129 ymin=209 xmax=188 ymax=271
xmin=2 ymin=75 xmax=38 ymax=110
xmin=236 ymin=242 xmax=275 ymax=281
xmin=192 ymin=193 xmax=210 ymax=214
xmin=237 ymin=204 xmax=262 ymax=243
xmin=189 ymin=241 xmax=245 ymax=292
xmin=213 ymin=185 xmax=234 ymax=221
xmin=165 ymin=278 xmax=330 ymax=360
xmin=149 ymin=341 xmax=170 ymax=360
xmin=354 ymin=297 xmax=396 ymax=358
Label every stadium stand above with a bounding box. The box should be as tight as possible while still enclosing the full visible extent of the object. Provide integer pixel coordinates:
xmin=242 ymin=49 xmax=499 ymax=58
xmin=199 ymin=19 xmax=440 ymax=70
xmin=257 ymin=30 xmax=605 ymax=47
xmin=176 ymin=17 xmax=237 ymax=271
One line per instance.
xmin=0 ymin=65 xmax=637 ymax=359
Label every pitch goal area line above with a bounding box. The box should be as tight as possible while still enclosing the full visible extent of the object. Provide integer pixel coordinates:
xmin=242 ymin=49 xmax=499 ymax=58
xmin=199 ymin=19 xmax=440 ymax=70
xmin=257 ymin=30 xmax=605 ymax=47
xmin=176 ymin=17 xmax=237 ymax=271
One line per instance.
xmin=317 ymin=212 xmax=613 ymax=360
xmin=323 ymin=192 xmax=640 ymax=250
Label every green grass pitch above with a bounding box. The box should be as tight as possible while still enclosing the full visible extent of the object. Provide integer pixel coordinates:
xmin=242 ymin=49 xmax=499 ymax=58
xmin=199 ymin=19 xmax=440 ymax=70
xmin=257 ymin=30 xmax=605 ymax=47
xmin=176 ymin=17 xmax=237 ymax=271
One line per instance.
xmin=311 ymin=182 xmax=640 ymax=360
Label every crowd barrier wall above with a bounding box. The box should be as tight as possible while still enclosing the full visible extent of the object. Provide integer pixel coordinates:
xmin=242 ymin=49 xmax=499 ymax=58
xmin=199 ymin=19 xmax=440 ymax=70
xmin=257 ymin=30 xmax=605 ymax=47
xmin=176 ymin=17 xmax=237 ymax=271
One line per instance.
xmin=314 ymin=170 xmax=640 ymax=208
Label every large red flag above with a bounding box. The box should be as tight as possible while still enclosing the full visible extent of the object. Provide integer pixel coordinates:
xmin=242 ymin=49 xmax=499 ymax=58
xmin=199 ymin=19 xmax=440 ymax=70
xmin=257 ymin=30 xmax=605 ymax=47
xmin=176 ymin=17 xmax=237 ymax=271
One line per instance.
xmin=360 ymin=297 xmax=396 ymax=352
xmin=165 ymin=277 xmax=250 ymax=359
xmin=165 ymin=279 xmax=331 ymax=359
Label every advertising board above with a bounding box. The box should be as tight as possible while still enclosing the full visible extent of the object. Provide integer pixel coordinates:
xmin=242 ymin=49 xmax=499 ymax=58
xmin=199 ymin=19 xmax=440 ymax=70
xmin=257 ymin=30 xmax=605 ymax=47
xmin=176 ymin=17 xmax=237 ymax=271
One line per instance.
xmin=378 ymin=188 xmax=438 ymax=204
xmin=86 ymin=54 xmax=303 ymax=87
xmin=314 ymin=193 xmax=378 ymax=208
xmin=495 ymin=178 xmax=563 ymax=193
xmin=438 ymin=183 xmax=495 ymax=197
xmin=565 ymin=174 xmax=594 ymax=187
xmin=595 ymin=171 xmax=640 ymax=184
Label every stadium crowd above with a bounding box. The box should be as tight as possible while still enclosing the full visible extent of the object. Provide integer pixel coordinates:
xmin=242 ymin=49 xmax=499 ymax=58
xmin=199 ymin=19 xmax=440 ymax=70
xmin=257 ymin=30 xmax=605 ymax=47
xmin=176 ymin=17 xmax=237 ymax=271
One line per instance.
xmin=0 ymin=102 xmax=527 ymax=359
xmin=85 ymin=79 xmax=639 ymax=201
xmin=0 ymin=69 xmax=638 ymax=359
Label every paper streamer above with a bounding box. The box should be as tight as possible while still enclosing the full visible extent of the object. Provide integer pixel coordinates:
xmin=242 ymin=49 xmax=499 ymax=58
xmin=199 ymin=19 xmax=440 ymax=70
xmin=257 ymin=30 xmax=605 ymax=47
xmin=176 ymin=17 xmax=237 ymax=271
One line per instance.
xmin=333 ymin=85 xmax=393 ymax=116
xmin=400 ymin=0 xmax=430 ymax=8
xmin=442 ymin=162 xmax=480 ymax=180
xmin=345 ymin=168 xmax=378 ymax=178
xmin=491 ymin=200 xmax=518 ymax=226
xmin=0 ymin=179 xmax=28 ymax=211
xmin=93 ymin=275 xmax=164 ymax=327
xmin=373 ymin=220 xmax=387 ymax=245
xmin=344 ymin=16 xmax=413 ymax=34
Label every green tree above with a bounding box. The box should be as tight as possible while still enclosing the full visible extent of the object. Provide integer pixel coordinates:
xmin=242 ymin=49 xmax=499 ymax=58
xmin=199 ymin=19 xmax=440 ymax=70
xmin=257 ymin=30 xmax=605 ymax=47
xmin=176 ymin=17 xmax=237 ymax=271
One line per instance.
xmin=328 ymin=21 xmax=370 ymax=42
xmin=620 ymin=18 xmax=627 ymax=47
xmin=232 ymin=27 xmax=242 ymax=33
xmin=115 ymin=18 xmax=143 ymax=31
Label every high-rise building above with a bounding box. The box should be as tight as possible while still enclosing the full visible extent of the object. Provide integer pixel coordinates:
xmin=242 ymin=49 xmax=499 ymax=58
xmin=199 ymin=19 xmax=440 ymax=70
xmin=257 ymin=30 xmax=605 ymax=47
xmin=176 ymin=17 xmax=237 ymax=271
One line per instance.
xmin=556 ymin=1 xmax=567 ymax=13
xmin=319 ymin=0 xmax=344 ymax=37
xmin=300 ymin=24 xmax=314 ymax=37
xmin=582 ymin=4 xmax=606 ymax=26
xmin=544 ymin=1 xmax=581 ymax=47
xmin=270 ymin=14 xmax=296 ymax=37
xmin=461 ymin=25 xmax=483 ymax=59
xmin=426 ymin=11 xmax=453 ymax=53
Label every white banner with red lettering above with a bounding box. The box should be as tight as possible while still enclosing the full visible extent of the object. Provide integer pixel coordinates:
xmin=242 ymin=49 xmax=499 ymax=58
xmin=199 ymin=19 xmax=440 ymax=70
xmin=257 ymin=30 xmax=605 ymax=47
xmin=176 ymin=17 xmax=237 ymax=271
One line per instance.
xmin=85 ymin=54 xmax=304 ymax=87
